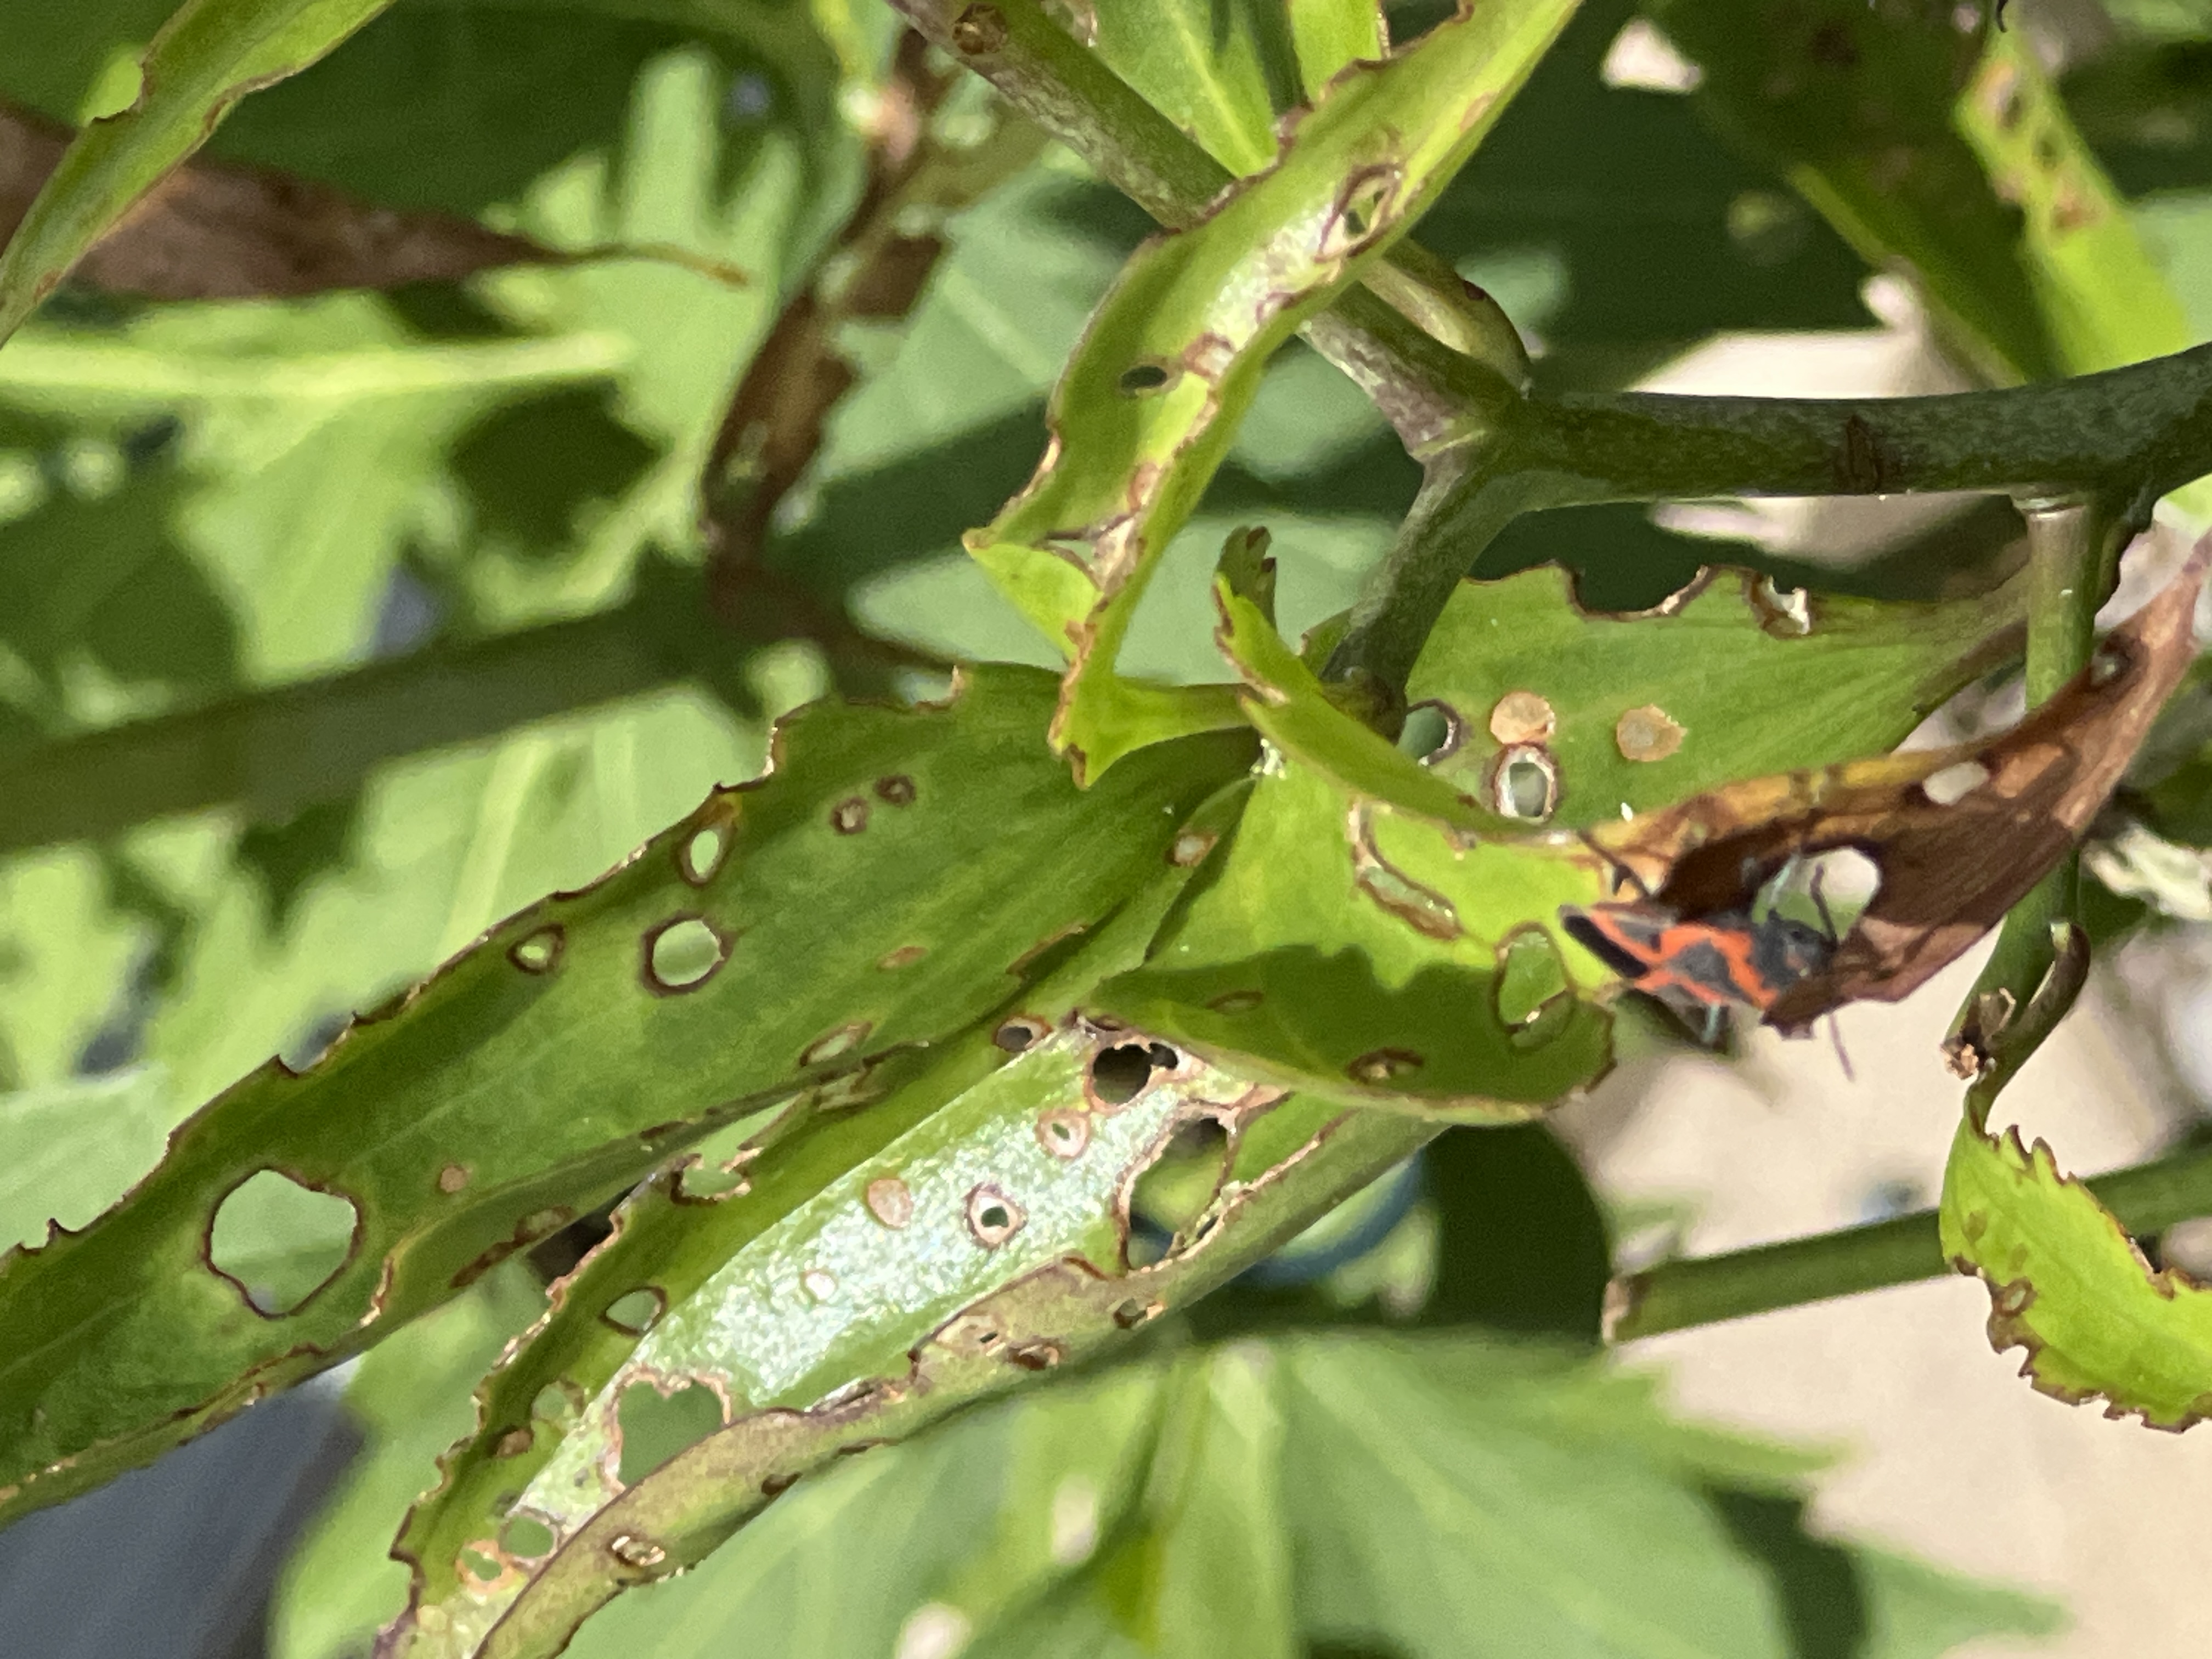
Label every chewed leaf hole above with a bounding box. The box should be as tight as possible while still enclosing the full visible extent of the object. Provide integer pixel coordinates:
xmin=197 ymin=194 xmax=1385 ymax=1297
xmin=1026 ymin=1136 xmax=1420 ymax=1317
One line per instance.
xmin=1921 ymin=759 xmax=1991 ymax=806
xmin=602 ymin=1286 xmax=667 ymax=1337
xmin=1490 ymin=746 xmax=1558 ymax=822
xmin=533 ymin=1380 xmax=585 ymax=1424
xmin=680 ymin=821 xmax=729 ymax=885
xmin=966 ymin=1183 xmax=1026 ymax=1248
xmin=1118 ymin=361 xmax=1172 ymax=396
xmin=460 ymin=1545 xmax=504 ymax=1583
xmin=207 ymin=1170 xmax=359 ymax=1316
xmin=645 ymin=917 xmax=726 ymax=992
xmin=994 ymin=1015 xmax=1048 ymax=1053
xmin=1089 ymin=1041 xmax=1164 ymax=1106
xmin=500 ymin=1513 xmax=557 ymax=1561
xmin=509 ymin=927 xmax=563 ymax=974
xmin=1397 ymin=701 xmax=1455 ymax=763
xmin=617 ymin=1379 xmax=726 ymax=1485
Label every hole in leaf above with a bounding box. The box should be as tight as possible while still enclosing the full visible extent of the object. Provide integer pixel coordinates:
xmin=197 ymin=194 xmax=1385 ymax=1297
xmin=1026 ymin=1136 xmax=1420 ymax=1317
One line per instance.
xmin=680 ymin=821 xmax=729 ymax=885
xmin=644 ymin=917 xmax=726 ymax=992
xmin=500 ymin=1513 xmax=557 ymax=1560
xmin=1035 ymin=1109 xmax=1091 ymax=1159
xmin=617 ymin=1379 xmax=725 ymax=1485
xmin=1489 ymin=745 xmax=1558 ymax=822
xmin=993 ymin=1016 xmax=1048 ymax=1053
xmin=1118 ymin=361 xmax=1172 ymax=396
xmin=802 ymin=1021 xmax=871 ymax=1065
xmin=1348 ymin=1048 xmax=1423 ymax=1085
xmin=1089 ymin=1042 xmax=1159 ymax=1106
xmin=460 ymin=1544 xmax=504 ymax=1583
xmin=1397 ymin=701 xmax=1455 ymax=763
xmin=1921 ymin=759 xmax=1990 ymax=805
xmin=1758 ymin=846 xmax=1881 ymax=939
xmin=966 ymin=1183 xmax=1026 ymax=1248
xmin=207 ymin=1170 xmax=359 ymax=1315
xmin=508 ymin=927 xmax=563 ymax=974
xmin=533 ymin=1381 xmax=585 ymax=1424
xmin=602 ymin=1287 xmax=667 ymax=1337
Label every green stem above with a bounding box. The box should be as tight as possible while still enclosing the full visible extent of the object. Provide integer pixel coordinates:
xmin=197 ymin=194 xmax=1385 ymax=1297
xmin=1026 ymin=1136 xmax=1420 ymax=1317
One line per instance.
xmin=886 ymin=0 xmax=1530 ymax=435
xmin=1324 ymin=343 xmax=2212 ymax=696
xmin=1609 ymin=1137 xmax=2212 ymax=1342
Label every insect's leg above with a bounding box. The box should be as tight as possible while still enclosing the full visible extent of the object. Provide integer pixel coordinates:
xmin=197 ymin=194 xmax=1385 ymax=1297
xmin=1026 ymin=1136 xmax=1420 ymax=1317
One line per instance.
xmin=1700 ymin=1003 xmax=1726 ymax=1048
xmin=1827 ymin=1011 xmax=1855 ymax=1081
xmin=1810 ymin=864 xmax=1840 ymax=945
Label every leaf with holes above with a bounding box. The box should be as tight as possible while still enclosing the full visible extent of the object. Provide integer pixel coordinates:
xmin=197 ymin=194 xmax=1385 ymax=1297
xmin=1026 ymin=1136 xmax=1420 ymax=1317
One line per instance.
xmin=0 ymin=0 xmax=409 ymax=342
xmin=1594 ymin=539 xmax=2210 ymax=1030
xmin=385 ymin=778 xmax=1252 ymax=1646
xmin=1214 ymin=574 xmax=1518 ymax=836
xmin=1098 ymin=758 xmax=1614 ymax=1117
xmin=1403 ymin=561 xmax=2027 ymax=831
xmin=1644 ymin=0 xmax=2187 ymax=386
xmin=964 ymin=0 xmax=1576 ymax=781
xmin=1940 ymin=1119 xmax=2212 ymax=1429
xmin=0 ymin=667 xmax=1253 ymax=1526
xmin=377 ymin=1068 xmax=1435 ymax=1657
xmin=1091 ymin=0 xmax=1290 ymax=178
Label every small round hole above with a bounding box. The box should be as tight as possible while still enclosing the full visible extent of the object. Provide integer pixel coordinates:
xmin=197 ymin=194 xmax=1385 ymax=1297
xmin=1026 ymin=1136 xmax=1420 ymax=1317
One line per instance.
xmin=602 ymin=1286 xmax=666 ymax=1336
xmin=679 ymin=822 xmax=729 ymax=885
xmin=966 ymin=1183 xmax=1027 ymax=1248
xmin=645 ymin=917 xmax=726 ymax=992
xmin=509 ymin=927 xmax=563 ymax=974
xmin=1118 ymin=362 xmax=1172 ymax=396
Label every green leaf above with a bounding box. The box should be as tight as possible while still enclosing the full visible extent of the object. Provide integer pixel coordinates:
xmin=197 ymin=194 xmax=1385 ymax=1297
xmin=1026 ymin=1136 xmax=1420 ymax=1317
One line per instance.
xmin=388 ymin=777 xmax=1251 ymax=1637
xmin=1098 ymin=760 xmax=1614 ymax=1116
xmin=0 ymin=668 xmax=1252 ymax=1525
xmin=1287 ymin=0 xmax=1386 ymax=100
xmin=1213 ymin=575 xmax=1516 ymax=835
xmin=966 ymin=0 xmax=1577 ymax=781
xmin=1403 ymin=562 xmax=2027 ymax=830
xmin=1646 ymin=1 xmax=2190 ymax=386
xmin=1939 ymin=1116 xmax=2212 ymax=1429
xmin=1092 ymin=0 xmax=1291 ymax=177
xmin=0 ymin=0 xmax=404 ymax=343
xmin=272 ymin=1266 xmax=548 ymax=1659
xmin=390 ymin=1021 xmax=1266 ymax=1656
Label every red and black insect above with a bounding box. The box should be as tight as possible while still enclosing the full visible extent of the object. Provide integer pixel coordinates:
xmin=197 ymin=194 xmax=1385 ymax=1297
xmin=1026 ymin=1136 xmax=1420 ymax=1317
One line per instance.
xmin=1559 ymin=858 xmax=1841 ymax=1048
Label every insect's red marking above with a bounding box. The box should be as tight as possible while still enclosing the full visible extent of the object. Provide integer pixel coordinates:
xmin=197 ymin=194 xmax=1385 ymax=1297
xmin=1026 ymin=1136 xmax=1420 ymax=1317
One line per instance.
xmin=1560 ymin=900 xmax=1836 ymax=1041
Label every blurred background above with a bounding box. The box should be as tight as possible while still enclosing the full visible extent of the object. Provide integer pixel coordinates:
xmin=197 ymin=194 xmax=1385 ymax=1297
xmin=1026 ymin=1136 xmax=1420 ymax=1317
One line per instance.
xmin=6 ymin=0 xmax=2212 ymax=1651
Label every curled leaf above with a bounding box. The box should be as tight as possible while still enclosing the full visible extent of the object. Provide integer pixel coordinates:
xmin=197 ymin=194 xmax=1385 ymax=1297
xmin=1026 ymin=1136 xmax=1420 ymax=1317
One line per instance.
xmin=1591 ymin=539 xmax=2210 ymax=1029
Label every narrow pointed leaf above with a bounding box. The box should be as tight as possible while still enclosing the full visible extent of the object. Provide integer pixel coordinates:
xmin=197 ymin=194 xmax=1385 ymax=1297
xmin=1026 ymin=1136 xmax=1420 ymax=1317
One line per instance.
xmin=0 ymin=668 xmax=1252 ymax=1524
xmin=0 ymin=0 xmax=406 ymax=342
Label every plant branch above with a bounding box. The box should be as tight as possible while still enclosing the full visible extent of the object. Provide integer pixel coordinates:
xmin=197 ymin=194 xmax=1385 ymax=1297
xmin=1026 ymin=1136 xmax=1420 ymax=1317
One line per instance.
xmin=1607 ymin=1137 xmax=2212 ymax=1342
xmin=1324 ymin=342 xmax=2212 ymax=697
xmin=887 ymin=0 xmax=1529 ymax=443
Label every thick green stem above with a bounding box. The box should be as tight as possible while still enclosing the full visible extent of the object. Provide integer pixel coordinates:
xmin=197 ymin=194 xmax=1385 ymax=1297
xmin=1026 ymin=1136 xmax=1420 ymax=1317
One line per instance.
xmin=1609 ymin=1137 xmax=2212 ymax=1342
xmin=1324 ymin=344 xmax=2212 ymax=697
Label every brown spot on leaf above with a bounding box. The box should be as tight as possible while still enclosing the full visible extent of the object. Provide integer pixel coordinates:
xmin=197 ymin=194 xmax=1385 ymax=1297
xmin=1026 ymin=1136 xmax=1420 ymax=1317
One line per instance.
xmin=1348 ymin=1048 xmax=1423 ymax=1084
xmin=1488 ymin=691 xmax=1555 ymax=745
xmin=1005 ymin=1339 xmax=1064 ymax=1371
xmin=495 ymin=1427 xmax=534 ymax=1459
xmin=608 ymin=1533 xmax=667 ymax=1570
xmin=874 ymin=774 xmax=917 ymax=806
xmin=1111 ymin=1297 xmax=1163 ymax=1329
xmin=877 ymin=945 xmax=928 ymax=970
xmin=1833 ymin=411 xmax=1898 ymax=492
xmin=830 ymin=797 xmax=870 ymax=834
xmin=865 ymin=1176 xmax=915 ymax=1229
xmin=760 ymin=1471 xmax=800 ymax=1497
xmin=436 ymin=1164 xmax=470 ymax=1195
xmin=1615 ymin=705 xmax=1685 ymax=763
xmin=1169 ymin=828 xmax=1219 ymax=866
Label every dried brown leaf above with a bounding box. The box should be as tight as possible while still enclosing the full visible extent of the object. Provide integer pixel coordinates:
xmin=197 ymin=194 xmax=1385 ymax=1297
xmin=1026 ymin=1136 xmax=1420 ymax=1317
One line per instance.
xmin=1591 ymin=538 xmax=2210 ymax=1029
xmin=0 ymin=98 xmax=558 ymax=300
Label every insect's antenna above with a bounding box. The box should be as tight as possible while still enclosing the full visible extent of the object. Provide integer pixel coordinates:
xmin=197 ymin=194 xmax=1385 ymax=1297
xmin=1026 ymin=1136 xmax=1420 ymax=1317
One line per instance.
xmin=1827 ymin=1011 xmax=1856 ymax=1082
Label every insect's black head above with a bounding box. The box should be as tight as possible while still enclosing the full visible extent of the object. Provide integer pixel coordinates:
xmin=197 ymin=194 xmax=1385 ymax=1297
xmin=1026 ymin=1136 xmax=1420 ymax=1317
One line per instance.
xmin=1752 ymin=915 xmax=1835 ymax=992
